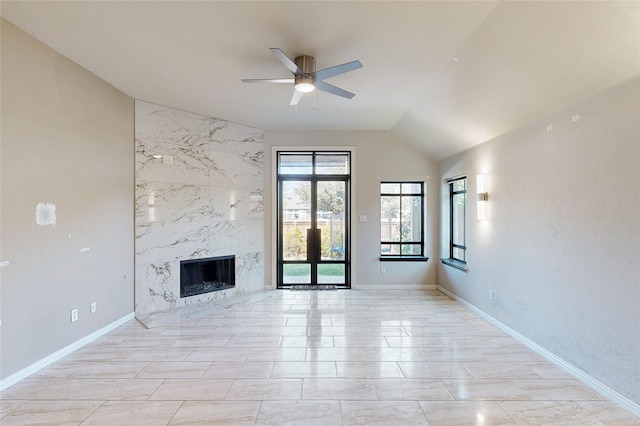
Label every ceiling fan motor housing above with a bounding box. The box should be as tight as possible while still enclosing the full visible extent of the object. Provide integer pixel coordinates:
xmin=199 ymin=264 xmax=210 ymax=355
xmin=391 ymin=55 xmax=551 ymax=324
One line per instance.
xmin=294 ymin=55 xmax=316 ymax=92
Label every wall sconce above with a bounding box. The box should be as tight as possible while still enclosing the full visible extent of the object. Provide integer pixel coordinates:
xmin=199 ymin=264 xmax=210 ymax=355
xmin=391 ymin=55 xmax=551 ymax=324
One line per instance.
xmin=147 ymin=193 xmax=156 ymax=221
xmin=229 ymin=192 xmax=237 ymax=221
xmin=477 ymin=174 xmax=488 ymax=220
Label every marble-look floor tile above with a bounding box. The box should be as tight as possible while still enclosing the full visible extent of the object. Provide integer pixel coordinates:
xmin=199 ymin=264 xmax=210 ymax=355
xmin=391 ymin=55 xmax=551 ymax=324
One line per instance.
xmin=170 ymin=335 xmax=230 ymax=347
xmin=135 ymin=361 xmax=211 ymax=378
xmin=443 ymin=379 xmax=607 ymax=401
xmin=270 ymin=361 xmax=337 ymax=378
xmin=336 ymin=361 xmax=404 ymax=378
xmin=498 ymin=401 xmax=605 ymax=425
xmin=255 ymin=400 xmax=342 ymax=426
xmin=334 ymin=336 xmax=389 ymax=348
xmin=461 ymin=361 xmax=572 ymax=379
xmin=169 ymin=400 xmax=261 ymax=425
xmin=33 ymin=361 xmax=149 ymax=379
xmin=0 ymin=400 xmax=27 ymax=416
xmin=341 ymin=400 xmax=428 ymax=425
xmin=373 ymin=379 xmax=454 ymax=400
xmin=184 ymin=347 xmax=250 ymax=362
xmin=386 ymin=336 xmax=444 ymax=347
xmin=81 ymin=400 xmax=182 ymax=425
xmin=419 ymin=401 xmax=516 ymax=426
xmin=125 ymin=347 xmax=195 ymax=362
xmin=1 ymin=378 xmax=163 ymax=401
xmin=306 ymin=347 xmax=367 ymax=362
xmin=226 ymin=379 xmax=303 ymax=400
xmin=2 ymin=289 xmax=632 ymax=425
xmin=148 ymin=378 xmax=232 ymax=400
xmin=246 ymin=347 xmax=307 ymax=362
xmin=280 ymin=336 xmax=335 ymax=348
xmin=66 ymin=347 xmax=138 ymax=362
xmin=226 ymin=336 xmax=283 ymax=347
xmin=399 ymin=361 xmax=473 ymax=379
xmin=302 ymin=379 xmax=377 ymax=400
xmin=0 ymin=400 xmax=103 ymax=425
xmin=203 ymin=361 xmax=274 ymax=379
xmin=362 ymin=347 xmax=429 ymax=362
xmin=575 ymin=401 xmax=640 ymax=425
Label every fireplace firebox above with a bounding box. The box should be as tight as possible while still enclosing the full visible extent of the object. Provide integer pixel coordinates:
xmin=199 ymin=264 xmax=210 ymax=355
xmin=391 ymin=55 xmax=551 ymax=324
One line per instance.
xmin=180 ymin=255 xmax=235 ymax=298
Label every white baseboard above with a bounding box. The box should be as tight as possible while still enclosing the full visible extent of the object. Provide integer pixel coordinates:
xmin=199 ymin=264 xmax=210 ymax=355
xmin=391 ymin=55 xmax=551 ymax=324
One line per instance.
xmin=353 ymin=284 xmax=437 ymax=290
xmin=437 ymin=286 xmax=640 ymax=418
xmin=0 ymin=312 xmax=135 ymax=392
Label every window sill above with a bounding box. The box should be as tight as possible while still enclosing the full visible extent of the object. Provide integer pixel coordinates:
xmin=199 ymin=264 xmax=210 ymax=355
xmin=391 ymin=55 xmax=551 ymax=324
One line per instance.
xmin=380 ymin=256 xmax=429 ymax=262
xmin=440 ymin=258 xmax=468 ymax=272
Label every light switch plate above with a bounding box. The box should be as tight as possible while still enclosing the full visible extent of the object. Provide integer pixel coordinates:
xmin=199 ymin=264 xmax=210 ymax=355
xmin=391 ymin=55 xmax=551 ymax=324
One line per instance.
xmin=359 ymin=215 xmax=367 ymax=222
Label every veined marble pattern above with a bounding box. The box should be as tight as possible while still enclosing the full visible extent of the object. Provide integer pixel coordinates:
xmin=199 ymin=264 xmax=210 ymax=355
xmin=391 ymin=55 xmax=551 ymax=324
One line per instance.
xmin=136 ymin=182 xmax=210 ymax=225
xmin=209 ymin=150 xmax=263 ymax=188
xmin=208 ymin=221 xmax=263 ymax=257
xmin=210 ymin=118 xmax=263 ymax=156
xmin=2 ymin=290 xmax=637 ymax=425
xmin=136 ymin=140 xmax=211 ymax=186
xmin=135 ymin=100 xmax=210 ymax=149
xmin=135 ymin=100 xmax=264 ymax=316
xmin=210 ymin=187 xmax=264 ymax=223
xmin=135 ymin=222 xmax=210 ymax=265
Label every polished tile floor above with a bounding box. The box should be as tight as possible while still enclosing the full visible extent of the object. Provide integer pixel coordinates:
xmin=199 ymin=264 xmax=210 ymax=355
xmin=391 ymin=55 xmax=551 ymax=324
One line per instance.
xmin=1 ymin=289 xmax=637 ymax=425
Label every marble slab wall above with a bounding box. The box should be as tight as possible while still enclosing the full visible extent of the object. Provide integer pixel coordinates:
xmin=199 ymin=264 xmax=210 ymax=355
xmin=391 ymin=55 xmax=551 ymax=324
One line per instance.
xmin=135 ymin=100 xmax=264 ymax=315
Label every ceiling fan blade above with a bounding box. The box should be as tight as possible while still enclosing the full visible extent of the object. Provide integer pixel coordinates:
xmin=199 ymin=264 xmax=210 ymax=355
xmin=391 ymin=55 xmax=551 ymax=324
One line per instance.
xmin=290 ymin=89 xmax=304 ymax=106
xmin=314 ymin=60 xmax=362 ymax=81
xmin=315 ymin=80 xmax=355 ymax=99
xmin=270 ymin=48 xmax=302 ymax=76
xmin=242 ymin=78 xmax=294 ymax=84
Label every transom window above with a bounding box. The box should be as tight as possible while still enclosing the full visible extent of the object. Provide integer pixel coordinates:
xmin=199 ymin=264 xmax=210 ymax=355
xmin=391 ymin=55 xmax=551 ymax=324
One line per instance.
xmin=380 ymin=181 xmax=424 ymax=258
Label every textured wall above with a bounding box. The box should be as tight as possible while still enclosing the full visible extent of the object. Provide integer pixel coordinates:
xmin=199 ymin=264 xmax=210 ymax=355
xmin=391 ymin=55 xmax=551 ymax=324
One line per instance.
xmin=135 ymin=101 xmax=264 ymax=315
xmin=1 ymin=20 xmax=134 ymax=379
xmin=438 ymin=78 xmax=640 ymax=404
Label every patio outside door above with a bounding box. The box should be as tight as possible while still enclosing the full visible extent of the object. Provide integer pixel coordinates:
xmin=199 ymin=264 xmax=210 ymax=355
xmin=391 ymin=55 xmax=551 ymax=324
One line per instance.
xmin=277 ymin=151 xmax=350 ymax=288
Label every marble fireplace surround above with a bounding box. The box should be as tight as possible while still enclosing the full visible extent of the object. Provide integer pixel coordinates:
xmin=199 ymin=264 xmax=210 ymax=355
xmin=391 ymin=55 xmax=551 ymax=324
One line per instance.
xmin=134 ymin=100 xmax=264 ymax=320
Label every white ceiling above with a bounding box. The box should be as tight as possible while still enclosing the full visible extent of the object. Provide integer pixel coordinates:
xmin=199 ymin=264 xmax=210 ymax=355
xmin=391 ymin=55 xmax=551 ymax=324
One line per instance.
xmin=2 ymin=1 xmax=639 ymax=160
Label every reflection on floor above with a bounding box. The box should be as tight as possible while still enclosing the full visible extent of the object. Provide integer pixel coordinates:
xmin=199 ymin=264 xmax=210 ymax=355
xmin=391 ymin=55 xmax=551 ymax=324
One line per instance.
xmin=1 ymin=289 xmax=637 ymax=425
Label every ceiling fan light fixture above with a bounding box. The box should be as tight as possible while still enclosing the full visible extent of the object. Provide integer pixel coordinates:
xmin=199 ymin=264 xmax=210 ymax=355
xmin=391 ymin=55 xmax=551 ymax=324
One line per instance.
xmin=295 ymin=76 xmax=315 ymax=93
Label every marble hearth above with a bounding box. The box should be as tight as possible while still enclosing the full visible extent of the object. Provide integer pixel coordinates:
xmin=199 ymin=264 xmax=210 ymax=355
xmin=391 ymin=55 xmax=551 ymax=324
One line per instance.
xmin=134 ymin=100 xmax=264 ymax=316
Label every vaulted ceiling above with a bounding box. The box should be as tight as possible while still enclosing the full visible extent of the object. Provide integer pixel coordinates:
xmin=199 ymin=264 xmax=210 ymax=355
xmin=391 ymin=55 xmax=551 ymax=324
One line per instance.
xmin=2 ymin=1 xmax=639 ymax=160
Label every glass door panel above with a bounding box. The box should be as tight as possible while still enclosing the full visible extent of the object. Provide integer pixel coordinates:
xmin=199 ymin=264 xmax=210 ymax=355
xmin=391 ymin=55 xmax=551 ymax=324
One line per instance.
xmin=282 ymin=181 xmax=310 ymax=261
xmin=317 ymin=181 xmax=346 ymax=262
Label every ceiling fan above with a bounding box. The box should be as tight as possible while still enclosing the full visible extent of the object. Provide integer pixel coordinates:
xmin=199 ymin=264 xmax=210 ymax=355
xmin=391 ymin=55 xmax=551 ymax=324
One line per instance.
xmin=242 ymin=48 xmax=363 ymax=106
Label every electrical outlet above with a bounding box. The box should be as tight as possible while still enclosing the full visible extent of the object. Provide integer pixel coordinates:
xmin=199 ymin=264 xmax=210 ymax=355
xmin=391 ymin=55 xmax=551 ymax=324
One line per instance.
xmin=489 ymin=290 xmax=494 ymax=301
xmin=90 ymin=302 xmax=97 ymax=314
xmin=70 ymin=308 xmax=79 ymax=322
xmin=380 ymin=266 xmax=386 ymax=274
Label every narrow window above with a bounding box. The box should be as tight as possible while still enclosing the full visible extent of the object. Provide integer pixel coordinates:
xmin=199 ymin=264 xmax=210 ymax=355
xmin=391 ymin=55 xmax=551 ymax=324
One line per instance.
xmin=446 ymin=177 xmax=467 ymax=267
xmin=380 ymin=181 xmax=426 ymax=259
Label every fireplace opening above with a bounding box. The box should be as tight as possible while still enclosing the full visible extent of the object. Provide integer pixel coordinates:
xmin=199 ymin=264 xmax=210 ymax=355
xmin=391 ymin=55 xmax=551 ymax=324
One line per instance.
xmin=180 ymin=255 xmax=235 ymax=298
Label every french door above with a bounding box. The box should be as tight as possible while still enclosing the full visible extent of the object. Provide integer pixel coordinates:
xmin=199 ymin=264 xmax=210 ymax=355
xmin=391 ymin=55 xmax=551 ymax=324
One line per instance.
xmin=277 ymin=151 xmax=350 ymax=288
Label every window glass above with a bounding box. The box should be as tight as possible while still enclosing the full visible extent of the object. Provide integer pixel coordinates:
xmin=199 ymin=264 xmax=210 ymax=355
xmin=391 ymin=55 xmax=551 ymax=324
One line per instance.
xmin=449 ymin=177 xmax=467 ymax=263
xmin=315 ymin=154 xmax=349 ymax=175
xmin=380 ymin=181 xmax=424 ymax=257
xmin=278 ymin=154 xmax=312 ymax=174
xmin=381 ymin=183 xmax=400 ymax=194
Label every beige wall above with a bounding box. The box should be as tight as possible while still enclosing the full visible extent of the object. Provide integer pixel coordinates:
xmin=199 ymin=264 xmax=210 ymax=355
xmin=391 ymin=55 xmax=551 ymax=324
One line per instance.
xmin=438 ymin=77 xmax=640 ymax=404
xmin=1 ymin=20 xmax=134 ymax=379
xmin=264 ymin=130 xmax=438 ymax=288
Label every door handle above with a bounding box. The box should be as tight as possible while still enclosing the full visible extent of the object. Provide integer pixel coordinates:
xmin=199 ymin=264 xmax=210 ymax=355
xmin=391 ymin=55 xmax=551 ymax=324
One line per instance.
xmin=306 ymin=228 xmax=322 ymax=262
xmin=306 ymin=228 xmax=313 ymax=262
